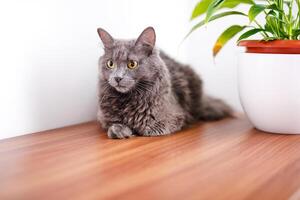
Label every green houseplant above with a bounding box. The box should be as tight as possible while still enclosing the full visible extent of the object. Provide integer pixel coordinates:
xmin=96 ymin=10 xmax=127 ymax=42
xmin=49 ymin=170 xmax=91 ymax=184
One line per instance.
xmin=186 ymin=0 xmax=300 ymax=134
xmin=187 ymin=0 xmax=300 ymax=56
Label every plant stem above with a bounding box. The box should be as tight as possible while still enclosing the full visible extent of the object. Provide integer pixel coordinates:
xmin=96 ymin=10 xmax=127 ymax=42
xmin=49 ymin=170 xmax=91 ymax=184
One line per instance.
xmin=296 ymin=0 xmax=300 ymax=29
xmin=254 ymin=20 xmax=269 ymax=38
xmin=278 ymin=0 xmax=284 ymax=35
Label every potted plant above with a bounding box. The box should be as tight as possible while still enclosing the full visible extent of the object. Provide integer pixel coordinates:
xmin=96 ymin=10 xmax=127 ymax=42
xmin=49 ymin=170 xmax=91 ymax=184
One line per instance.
xmin=186 ymin=0 xmax=300 ymax=134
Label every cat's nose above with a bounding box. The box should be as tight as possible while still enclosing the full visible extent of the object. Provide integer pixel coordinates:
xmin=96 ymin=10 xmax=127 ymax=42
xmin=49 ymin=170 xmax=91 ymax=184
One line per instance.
xmin=114 ymin=77 xmax=123 ymax=83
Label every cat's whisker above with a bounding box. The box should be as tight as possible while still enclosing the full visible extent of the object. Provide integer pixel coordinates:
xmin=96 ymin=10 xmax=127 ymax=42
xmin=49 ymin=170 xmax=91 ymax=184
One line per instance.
xmin=137 ymin=84 xmax=152 ymax=93
xmin=99 ymin=82 xmax=121 ymax=105
xmin=139 ymin=87 xmax=151 ymax=93
xmin=135 ymin=87 xmax=144 ymax=97
xmin=139 ymin=80 xmax=154 ymax=86
xmin=138 ymin=84 xmax=154 ymax=91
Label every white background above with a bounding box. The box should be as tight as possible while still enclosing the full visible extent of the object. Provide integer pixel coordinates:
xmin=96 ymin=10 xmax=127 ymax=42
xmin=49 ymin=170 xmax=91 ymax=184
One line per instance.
xmin=0 ymin=0 xmax=247 ymax=139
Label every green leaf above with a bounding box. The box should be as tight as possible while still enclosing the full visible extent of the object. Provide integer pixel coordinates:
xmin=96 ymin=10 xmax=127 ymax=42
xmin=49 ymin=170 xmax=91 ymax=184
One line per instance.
xmin=248 ymin=4 xmax=266 ymax=22
xmin=264 ymin=23 xmax=273 ymax=33
xmin=191 ymin=0 xmax=213 ymax=20
xmin=238 ymin=28 xmax=265 ymax=41
xmin=191 ymin=0 xmax=254 ymax=20
xmin=205 ymin=0 xmax=255 ymax=23
xmin=268 ymin=15 xmax=286 ymax=24
xmin=205 ymin=0 xmax=226 ymax=23
xmin=265 ymin=15 xmax=288 ymax=39
xmin=266 ymin=10 xmax=277 ymax=17
xmin=265 ymin=15 xmax=278 ymax=37
xmin=293 ymin=29 xmax=300 ymax=37
xmin=267 ymin=4 xmax=282 ymax=12
xmin=221 ymin=0 xmax=254 ymax=8
xmin=184 ymin=11 xmax=246 ymax=40
xmin=263 ymin=37 xmax=277 ymax=41
xmin=213 ymin=25 xmax=246 ymax=56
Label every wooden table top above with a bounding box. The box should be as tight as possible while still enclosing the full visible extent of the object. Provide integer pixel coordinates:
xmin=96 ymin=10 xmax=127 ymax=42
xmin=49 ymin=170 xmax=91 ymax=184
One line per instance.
xmin=1 ymin=116 xmax=300 ymax=200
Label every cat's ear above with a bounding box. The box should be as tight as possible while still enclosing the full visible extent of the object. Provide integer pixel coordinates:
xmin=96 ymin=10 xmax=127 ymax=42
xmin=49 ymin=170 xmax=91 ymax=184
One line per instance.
xmin=97 ymin=28 xmax=114 ymax=49
xmin=135 ymin=27 xmax=156 ymax=53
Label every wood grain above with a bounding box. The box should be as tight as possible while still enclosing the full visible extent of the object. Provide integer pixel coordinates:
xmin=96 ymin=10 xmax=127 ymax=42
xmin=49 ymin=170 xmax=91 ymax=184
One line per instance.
xmin=1 ymin=116 xmax=300 ymax=200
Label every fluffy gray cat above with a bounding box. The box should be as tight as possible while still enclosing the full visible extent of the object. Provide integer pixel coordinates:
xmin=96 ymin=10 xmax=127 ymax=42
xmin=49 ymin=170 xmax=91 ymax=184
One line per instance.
xmin=97 ymin=27 xmax=232 ymax=139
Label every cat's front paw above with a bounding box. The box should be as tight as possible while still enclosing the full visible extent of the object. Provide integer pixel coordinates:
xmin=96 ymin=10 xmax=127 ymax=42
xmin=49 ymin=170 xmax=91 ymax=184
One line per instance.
xmin=107 ymin=124 xmax=134 ymax=139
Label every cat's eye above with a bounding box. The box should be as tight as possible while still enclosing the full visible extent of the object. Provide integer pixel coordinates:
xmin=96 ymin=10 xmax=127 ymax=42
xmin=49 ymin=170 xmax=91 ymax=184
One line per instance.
xmin=106 ymin=60 xmax=115 ymax=69
xmin=127 ymin=60 xmax=138 ymax=69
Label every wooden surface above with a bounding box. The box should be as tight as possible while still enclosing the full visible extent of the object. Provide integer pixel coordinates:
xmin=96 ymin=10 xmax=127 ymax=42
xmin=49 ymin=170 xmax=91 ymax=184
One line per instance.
xmin=1 ymin=117 xmax=300 ymax=200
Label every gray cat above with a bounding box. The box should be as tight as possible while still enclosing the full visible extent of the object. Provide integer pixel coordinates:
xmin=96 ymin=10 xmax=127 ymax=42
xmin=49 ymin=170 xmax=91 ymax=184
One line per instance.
xmin=97 ymin=27 xmax=232 ymax=139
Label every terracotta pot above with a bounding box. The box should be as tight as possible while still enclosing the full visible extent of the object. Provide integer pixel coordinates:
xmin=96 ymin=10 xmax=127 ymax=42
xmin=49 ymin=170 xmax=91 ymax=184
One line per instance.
xmin=237 ymin=40 xmax=300 ymax=134
xmin=238 ymin=40 xmax=300 ymax=54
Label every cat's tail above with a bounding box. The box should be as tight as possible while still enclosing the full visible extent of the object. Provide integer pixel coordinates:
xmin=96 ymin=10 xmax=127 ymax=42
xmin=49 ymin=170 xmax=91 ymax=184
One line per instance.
xmin=198 ymin=96 xmax=234 ymax=121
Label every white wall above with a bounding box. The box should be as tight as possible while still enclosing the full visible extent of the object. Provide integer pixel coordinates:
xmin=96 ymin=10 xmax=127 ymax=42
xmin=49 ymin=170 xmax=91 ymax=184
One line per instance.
xmin=0 ymin=0 xmax=243 ymax=139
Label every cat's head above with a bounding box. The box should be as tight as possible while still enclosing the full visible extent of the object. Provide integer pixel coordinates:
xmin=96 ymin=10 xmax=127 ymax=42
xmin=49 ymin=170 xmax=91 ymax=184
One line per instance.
xmin=97 ymin=27 xmax=160 ymax=93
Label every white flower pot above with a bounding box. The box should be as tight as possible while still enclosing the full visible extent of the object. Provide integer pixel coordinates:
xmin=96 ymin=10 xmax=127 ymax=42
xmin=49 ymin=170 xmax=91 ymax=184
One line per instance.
xmin=238 ymin=52 xmax=300 ymax=134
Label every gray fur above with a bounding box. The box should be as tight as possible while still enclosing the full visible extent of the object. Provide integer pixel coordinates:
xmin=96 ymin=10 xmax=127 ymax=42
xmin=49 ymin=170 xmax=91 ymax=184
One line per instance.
xmin=97 ymin=27 xmax=233 ymax=139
